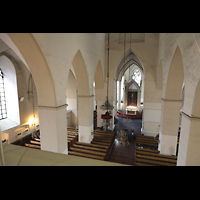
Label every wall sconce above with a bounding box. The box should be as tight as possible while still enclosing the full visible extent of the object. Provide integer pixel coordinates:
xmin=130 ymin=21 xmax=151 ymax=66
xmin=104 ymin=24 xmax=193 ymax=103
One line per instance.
xmin=28 ymin=118 xmax=37 ymax=127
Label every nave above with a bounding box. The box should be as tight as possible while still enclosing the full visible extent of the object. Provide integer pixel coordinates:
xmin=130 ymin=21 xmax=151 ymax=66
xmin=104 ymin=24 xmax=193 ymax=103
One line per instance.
xmin=11 ymin=116 xmax=179 ymax=166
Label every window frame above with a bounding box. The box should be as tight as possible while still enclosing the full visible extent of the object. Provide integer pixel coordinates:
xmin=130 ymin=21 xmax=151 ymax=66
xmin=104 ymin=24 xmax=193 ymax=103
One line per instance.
xmin=0 ymin=68 xmax=7 ymax=120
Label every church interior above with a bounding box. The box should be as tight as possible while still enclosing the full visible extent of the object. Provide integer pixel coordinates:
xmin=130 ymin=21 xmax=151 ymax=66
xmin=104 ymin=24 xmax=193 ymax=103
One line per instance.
xmin=0 ymin=33 xmax=200 ymax=166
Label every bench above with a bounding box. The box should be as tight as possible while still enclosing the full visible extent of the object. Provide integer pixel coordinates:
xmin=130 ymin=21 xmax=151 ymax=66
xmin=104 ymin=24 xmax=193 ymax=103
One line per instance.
xmin=68 ymin=151 xmax=105 ymax=160
xmin=25 ymin=143 xmax=41 ymax=149
xmin=69 ymin=130 xmax=115 ymax=161
xmin=70 ymin=147 xmax=106 ymax=157
xmin=135 ymin=146 xmax=177 ymax=166
xmin=76 ymin=142 xmax=108 ymax=149
xmin=30 ymin=140 xmax=41 ymax=145
xmin=136 ymin=149 xmax=177 ymax=160
xmin=136 ymin=147 xmax=160 ymax=154
xmin=136 ymin=135 xmax=159 ymax=149
xmin=135 ymin=155 xmax=176 ymax=166
xmin=67 ymin=130 xmax=79 ymax=149
xmin=72 ymin=144 xmax=107 ymax=152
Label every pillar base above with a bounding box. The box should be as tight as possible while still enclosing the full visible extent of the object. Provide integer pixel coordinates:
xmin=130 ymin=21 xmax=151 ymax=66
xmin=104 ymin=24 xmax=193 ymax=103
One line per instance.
xmin=38 ymin=104 xmax=68 ymax=154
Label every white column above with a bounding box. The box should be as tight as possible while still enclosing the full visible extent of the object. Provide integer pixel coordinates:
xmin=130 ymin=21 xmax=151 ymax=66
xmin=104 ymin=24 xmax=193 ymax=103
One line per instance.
xmin=118 ymin=80 xmax=121 ymax=110
xmin=38 ymin=104 xmax=68 ymax=154
xmin=78 ymin=95 xmax=94 ymax=143
xmin=159 ymin=98 xmax=182 ymax=155
xmin=177 ymin=112 xmax=200 ymax=166
xmin=141 ymin=102 xmax=162 ymax=137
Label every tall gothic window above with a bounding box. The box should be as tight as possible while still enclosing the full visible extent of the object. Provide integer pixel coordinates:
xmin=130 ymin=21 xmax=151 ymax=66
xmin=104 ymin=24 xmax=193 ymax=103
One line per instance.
xmin=0 ymin=68 xmax=7 ymax=120
xmin=132 ymin=69 xmax=141 ymax=86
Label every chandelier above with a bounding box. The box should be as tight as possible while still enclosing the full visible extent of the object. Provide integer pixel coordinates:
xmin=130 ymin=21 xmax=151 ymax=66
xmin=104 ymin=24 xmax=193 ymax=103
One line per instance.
xmin=100 ymin=33 xmax=114 ymax=131
xmin=123 ymin=117 xmax=132 ymax=123
xmin=116 ymin=129 xmax=129 ymax=146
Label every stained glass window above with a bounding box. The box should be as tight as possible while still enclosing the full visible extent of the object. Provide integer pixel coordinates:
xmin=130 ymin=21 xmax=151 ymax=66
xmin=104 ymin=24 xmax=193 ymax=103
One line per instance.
xmin=0 ymin=69 xmax=7 ymax=120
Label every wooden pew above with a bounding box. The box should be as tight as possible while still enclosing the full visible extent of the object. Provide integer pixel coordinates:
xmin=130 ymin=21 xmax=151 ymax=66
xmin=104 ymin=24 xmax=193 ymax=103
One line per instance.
xmin=70 ymin=147 xmax=106 ymax=157
xmin=30 ymin=140 xmax=41 ymax=145
xmin=68 ymin=151 xmax=105 ymax=160
xmin=69 ymin=130 xmax=115 ymax=161
xmin=136 ymin=147 xmax=160 ymax=154
xmin=76 ymin=142 xmax=108 ymax=149
xmin=72 ymin=144 xmax=107 ymax=153
xmin=135 ymin=155 xmax=176 ymax=166
xmin=136 ymin=149 xmax=177 ymax=160
xmin=67 ymin=129 xmax=79 ymax=149
xmin=136 ymin=135 xmax=159 ymax=149
xmin=25 ymin=143 xmax=40 ymax=149
xmin=135 ymin=147 xmax=177 ymax=166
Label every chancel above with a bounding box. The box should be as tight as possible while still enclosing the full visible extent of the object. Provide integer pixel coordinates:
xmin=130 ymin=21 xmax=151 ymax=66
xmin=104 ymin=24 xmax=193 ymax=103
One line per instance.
xmin=1 ymin=33 xmax=200 ymax=166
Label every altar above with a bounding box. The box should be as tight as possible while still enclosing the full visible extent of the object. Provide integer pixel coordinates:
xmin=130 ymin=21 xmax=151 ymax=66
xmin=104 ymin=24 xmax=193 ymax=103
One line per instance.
xmin=127 ymin=110 xmax=137 ymax=115
xmin=126 ymin=105 xmax=138 ymax=115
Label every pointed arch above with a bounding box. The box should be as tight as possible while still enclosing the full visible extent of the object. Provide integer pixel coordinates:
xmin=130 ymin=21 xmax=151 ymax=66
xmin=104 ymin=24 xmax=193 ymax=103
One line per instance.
xmin=165 ymin=46 xmax=184 ymax=100
xmin=114 ymin=49 xmax=144 ymax=81
xmin=94 ymin=60 xmax=104 ymax=89
xmin=72 ymin=50 xmax=90 ymax=96
xmin=0 ymin=33 xmax=56 ymax=107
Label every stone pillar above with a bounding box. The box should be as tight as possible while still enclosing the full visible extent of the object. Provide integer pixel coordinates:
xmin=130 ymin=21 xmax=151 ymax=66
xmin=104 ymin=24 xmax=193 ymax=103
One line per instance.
xmin=38 ymin=104 xmax=68 ymax=154
xmin=118 ymin=80 xmax=121 ymax=110
xmin=78 ymin=95 xmax=94 ymax=143
xmin=141 ymin=102 xmax=162 ymax=137
xmin=177 ymin=112 xmax=200 ymax=166
xmin=113 ymin=80 xmax=117 ymax=130
xmin=159 ymin=98 xmax=182 ymax=155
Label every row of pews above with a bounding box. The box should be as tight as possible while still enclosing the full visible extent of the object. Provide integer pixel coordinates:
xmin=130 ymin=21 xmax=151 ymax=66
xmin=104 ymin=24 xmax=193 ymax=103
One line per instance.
xmin=24 ymin=127 xmax=115 ymax=162
xmin=68 ymin=130 xmax=115 ymax=161
xmin=24 ymin=127 xmax=79 ymax=150
xmin=67 ymin=127 xmax=79 ymax=150
xmin=25 ymin=131 xmax=41 ymax=149
xmin=135 ymin=135 xmax=177 ymax=166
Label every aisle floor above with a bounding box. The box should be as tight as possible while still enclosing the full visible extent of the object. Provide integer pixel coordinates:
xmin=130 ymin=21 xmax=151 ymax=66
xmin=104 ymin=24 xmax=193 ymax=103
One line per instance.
xmin=108 ymin=117 xmax=142 ymax=166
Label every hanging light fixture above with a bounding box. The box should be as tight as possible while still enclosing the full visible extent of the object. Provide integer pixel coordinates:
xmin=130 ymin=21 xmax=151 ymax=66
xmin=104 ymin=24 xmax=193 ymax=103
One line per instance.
xmin=121 ymin=33 xmax=132 ymax=124
xmin=116 ymin=128 xmax=129 ymax=146
xmin=100 ymin=33 xmax=114 ymax=131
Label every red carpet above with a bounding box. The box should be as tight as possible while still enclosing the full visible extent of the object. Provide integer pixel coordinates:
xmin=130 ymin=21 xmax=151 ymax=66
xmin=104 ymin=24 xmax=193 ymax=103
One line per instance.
xmin=117 ymin=111 xmax=142 ymax=119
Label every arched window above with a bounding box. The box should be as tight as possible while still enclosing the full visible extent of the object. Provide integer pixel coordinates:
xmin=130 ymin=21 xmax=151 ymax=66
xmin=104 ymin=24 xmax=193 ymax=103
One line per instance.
xmin=132 ymin=69 xmax=141 ymax=86
xmin=0 ymin=68 xmax=7 ymax=120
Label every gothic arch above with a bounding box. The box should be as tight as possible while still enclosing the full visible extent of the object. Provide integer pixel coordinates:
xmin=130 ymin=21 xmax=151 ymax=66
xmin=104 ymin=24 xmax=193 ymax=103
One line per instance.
xmin=165 ymin=46 xmax=184 ymax=100
xmin=126 ymin=79 xmax=140 ymax=91
xmin=94 ymin=60 xmax=104 ymax=89
xmin=159 ymin=46 xmax=185 ymax=155
xmin=72 ymin=50 xmax=90 ymax=96
xmin=0 ymin=33 xmax=56 ymax=107
xmin=114 ymin=50 xmax=144 ymax=81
